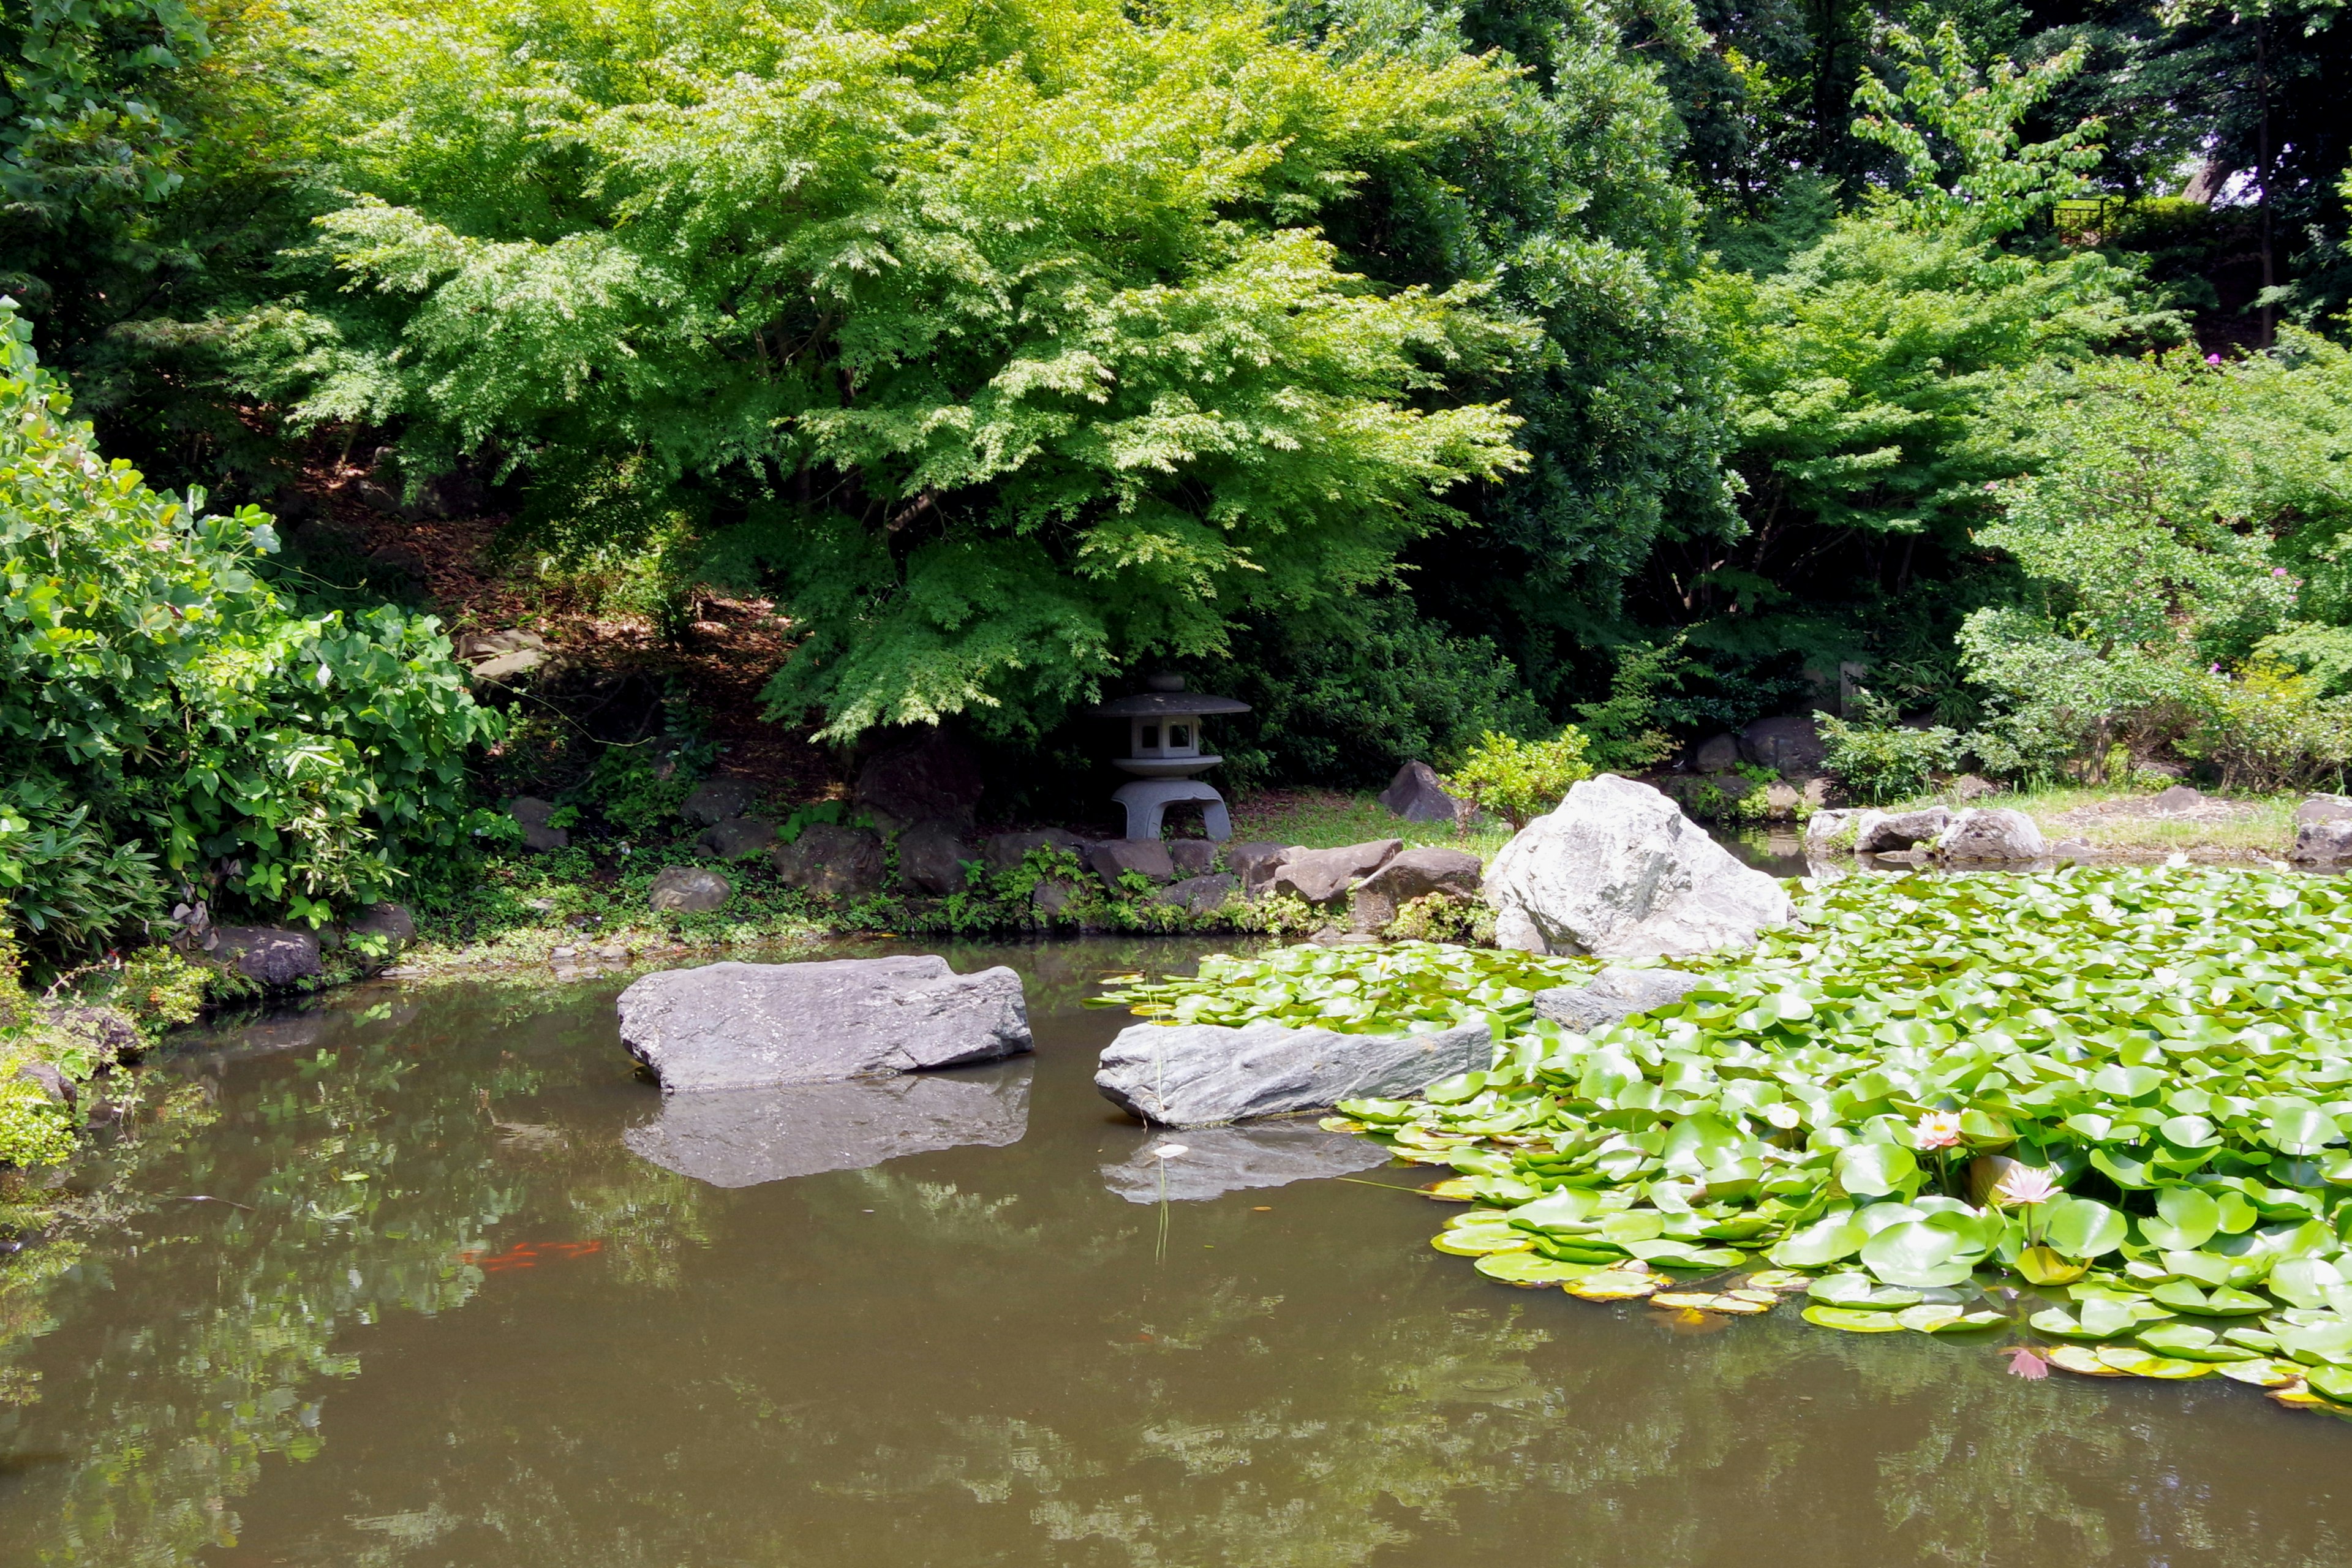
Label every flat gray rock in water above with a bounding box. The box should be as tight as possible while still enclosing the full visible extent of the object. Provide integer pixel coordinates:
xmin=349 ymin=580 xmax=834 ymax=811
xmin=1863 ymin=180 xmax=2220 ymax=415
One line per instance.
xmin=1532 ymin=968 xmax=1701 ymax=1033
xmin=623 ymin=1063 xmax=1031 ymax=1188
xmin=1932 ymin=807 xmax=2046 ymax=861
xmin=1272 ymin=839 xmax=1400 ymax=903
xmin=1096 ymin=1019 xmax=1490 ymax=1128
xmin=1101 ymin=1125 xmax=1389 ymax=1203
xmin=618 ymin=956 xmax=1032 ymax=1092
xmin=1482 ymin=774 xmax=1791 ymax=958
xmin=1855 ymin=806 xmax=1948 ymax=853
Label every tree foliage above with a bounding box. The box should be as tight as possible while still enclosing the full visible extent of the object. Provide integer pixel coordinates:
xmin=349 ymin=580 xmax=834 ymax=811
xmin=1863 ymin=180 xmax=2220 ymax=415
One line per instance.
xmin=0 ymin=300 xmax=500 ymax=950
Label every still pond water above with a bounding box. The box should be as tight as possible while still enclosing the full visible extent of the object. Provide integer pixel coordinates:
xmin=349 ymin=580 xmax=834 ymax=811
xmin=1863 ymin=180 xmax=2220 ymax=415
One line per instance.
xmin=2 ymin=937 xmax=2348 ymax=1568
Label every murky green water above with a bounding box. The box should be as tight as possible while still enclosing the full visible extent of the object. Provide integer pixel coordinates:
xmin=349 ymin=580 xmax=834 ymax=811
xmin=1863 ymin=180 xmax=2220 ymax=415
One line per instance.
xmin=2 ymin=938 xmax=2346 ymax=1568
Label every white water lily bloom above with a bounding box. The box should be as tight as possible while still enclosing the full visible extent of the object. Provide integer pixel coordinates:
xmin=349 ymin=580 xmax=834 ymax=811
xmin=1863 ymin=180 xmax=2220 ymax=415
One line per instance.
xmin=1150 ymin=1144 xmax=1190 ymax=1159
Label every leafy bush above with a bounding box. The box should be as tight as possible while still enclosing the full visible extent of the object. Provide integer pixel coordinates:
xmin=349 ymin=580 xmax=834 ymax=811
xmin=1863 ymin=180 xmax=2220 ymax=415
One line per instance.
xmin=1814 ymin=688 xmax=1959 ymax=804
xmin=1444 ymin=729 xmax=1593 ymax=831
xmin=0 ymin=300 xmax=503 ymax=952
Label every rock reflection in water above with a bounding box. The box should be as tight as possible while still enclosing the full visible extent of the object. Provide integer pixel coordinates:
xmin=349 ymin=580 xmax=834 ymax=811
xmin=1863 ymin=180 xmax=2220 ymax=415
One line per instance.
xmin=623 ymin=1063 xmax=1032 ymax=1188
xmin=1099 ymin=1125 xmax=1389 ymax=1203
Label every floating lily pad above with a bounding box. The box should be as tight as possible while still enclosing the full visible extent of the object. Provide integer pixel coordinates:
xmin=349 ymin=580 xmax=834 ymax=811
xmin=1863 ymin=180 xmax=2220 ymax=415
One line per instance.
xmin=1431 ymin=1228 xmax=1531 ymax=1257
xmin=2150 ymin=1281 xmax=2271 ymax=1317
xmin=2215 ymin=1357 xmax=2305 ymax=1387
xmin=1653 ymin=1291 xmax=1773 ymax=1316
xmin=1740 ymin=1270 xmax=1814 ymax=1294
xmin=2135 ymin=1322 xmax=2260 ymax=1362
xmin=1422 ymin=1178 xmax=1480 ymax=1202
xmin=1563 ymin=1270 xmax=1656 ymax=1302
xmin=1893 ymin=1303 xmax=2006 ymax=1335
xmin=2046 ymin=1345 xmax=2128 ymax=1377
xmin=2096 ymin=1344 xmax=2211 ymax=1379
xmin=1474 ymin=1253 xmax=1596 ymax=1286
xmin=1801 ymin=1304 xmax=1908 ymax=1333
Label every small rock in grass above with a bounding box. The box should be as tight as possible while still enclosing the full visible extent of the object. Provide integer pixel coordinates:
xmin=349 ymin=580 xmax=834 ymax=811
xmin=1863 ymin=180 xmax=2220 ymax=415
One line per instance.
xmin=2293 ymin=794 xmax=2352 ymax=827
xmin=2151 ymin=784 xmax=2204 ymax=813
xmin=1378 ymin=761 xmax=1466 ymax=824
xmin=507 ymin=796 xmax=568 ymax=851
xmin=1272 ymin=839 xmax=1401 ymax=904
xmin=897 ymin=818 xmax=976 ymax=895
xmin=1950 ymin=774 xmax=1998 ymax=802
xmin=1855 ymin=806 xmax=1948 ymax=854
xmin=768 ymin=824 xmax=886 ymax=899
xmin=1931 ymin=807 xmax=2046 ymax=862
xmin=700 ymin=817 xmax=778 ymax=859
xmin=649 ymin=867 xmax=731 ymax=913
xmin=1091 ymin=839 xmax=1174 ymax=889
xmin=682 ymin=777 xmax=761 ymax=827
xmin=1167 ymin=840 xmax=1219 ymax=876
xmin=1159 ymin=873 xmax=1238 ymax=916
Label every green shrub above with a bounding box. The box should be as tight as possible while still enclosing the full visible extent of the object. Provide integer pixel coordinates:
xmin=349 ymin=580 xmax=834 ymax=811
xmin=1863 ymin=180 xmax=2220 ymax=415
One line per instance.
xmin=0 ymin=1082 xmax=73 ymax=1169
xmin=1444 ymin=728 xmax=1594 ymax=831
xmin=0 ymin=301 xmax=504 ymax=951
xmin=1815 ymin=689 xmax=1959 ymax=804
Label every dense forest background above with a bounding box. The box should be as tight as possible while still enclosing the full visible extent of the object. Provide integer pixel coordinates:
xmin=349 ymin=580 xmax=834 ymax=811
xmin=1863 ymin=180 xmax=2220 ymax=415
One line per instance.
xmin=11 ymin=0 xmax=2352 ymax=941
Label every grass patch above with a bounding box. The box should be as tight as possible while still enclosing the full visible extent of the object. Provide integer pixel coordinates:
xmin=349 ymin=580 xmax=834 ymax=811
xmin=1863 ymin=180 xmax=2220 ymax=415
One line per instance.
xmin=1229 ymin=788 xmax=1510 ymax=859
xmin=1882 ymin=784 xmax=2303 ymax=858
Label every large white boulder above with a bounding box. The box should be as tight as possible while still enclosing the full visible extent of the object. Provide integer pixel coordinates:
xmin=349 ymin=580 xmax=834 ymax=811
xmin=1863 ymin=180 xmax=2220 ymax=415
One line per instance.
xmin=1482 ymin=774 xmax=1792 ymax=957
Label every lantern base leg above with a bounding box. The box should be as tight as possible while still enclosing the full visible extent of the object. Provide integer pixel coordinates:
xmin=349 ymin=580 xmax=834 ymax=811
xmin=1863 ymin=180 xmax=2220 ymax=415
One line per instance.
xmin=1112 ymin=780 xmax=1231 ymax=842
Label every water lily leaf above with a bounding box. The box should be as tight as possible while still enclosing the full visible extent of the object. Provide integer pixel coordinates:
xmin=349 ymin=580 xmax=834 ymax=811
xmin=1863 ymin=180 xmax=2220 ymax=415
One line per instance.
xmin=2141 ymin=1186 xmax=2221 ymax=1250
xmin=2159 ymin=1114 xmax=2220 ymax=1149
xmin=2260 ymin=1099 xmax=2343 ymax=1158
xmin=2215 ymin=1357 xmax=2305 ymax=1387
xmin=2307 ymin=1363 xmax=2352 ymax=1402
xmin=1421 ymin=1178 xmax=1480 ymax=1202
xmin=2097 ymin=1344 xmax=2211 ymax=1379
xmin=1597 ymin=1210 xmax=1665 ymax=1243
xmin=1836 ymin=1142 xmax=1919 ymax=1197
xmin=1507 ymin=1189 xmax=1602 ymax=1231
xmin=1475 ymin=1252 xmax=1597 ymax=1286
xmin=2043 ymin=1195 xmax=2128 ymax=1259
xmin=2268 ymin=1257 xmax=2347 ymax=1310
xmin=1894 ymin=1303 xmax=2004 ymax=1334
xmin=2158 ymin=1250 xmax=2236 ymax=1287
xmin=1861 ymin=1219 xmax=1978 ymax=1288
xmin=2151 ymin=1281 xmax=2272 ymax=1316
xmin=2092 ymin=1064 xmax=2165 ymax=1101
xmin=2045 ymin=1344 xmax=2128 ymax=1377
xmin=1431 ymin=1228 xmax=1531 ymax=1256
xmin=1338 ymin=1098 xmax=1415 ymax=1123
xmin=1808 ymin=1273 xmax=1922 ymax=1310
xmin=1623 ymin=1239 xmax=1747 ymax=1270
xmin=2276 ymin=1319 xmax=2352 ymax=1367
xmin=2016 ymin=1246 xmax=2087 ymax=1285
xmin=1740 ymin=1269 xmax=1814 ymax=1293
xmin=1529 ymin=1235 xmax=1629 ymax=1264
xmin=1563 ymin=1270 xmax=1656 ymax=1301
xmin=1770 ymin=1215 xmax=1868 ymax=1268
xmin=2135 ymin=1322 xmax=2258 ymax=1362
xmin=1801 ymin=1304 xmax=1907 ymax=1333
xmin=1653 ymin=1291 xmax=1773 ymax=1316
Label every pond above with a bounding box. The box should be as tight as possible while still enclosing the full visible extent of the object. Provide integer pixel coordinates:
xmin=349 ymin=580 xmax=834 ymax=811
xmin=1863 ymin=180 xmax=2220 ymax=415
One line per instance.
xmin=2 ymin=938 xmax=2346 ymax=1567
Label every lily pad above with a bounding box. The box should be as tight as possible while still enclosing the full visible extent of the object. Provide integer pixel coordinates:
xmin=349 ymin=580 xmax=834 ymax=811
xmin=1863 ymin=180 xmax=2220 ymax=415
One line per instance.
xmin=1563 ymin=1270 xmax=1656 ymax=1302
xmin=1894 ymin=1303 xmax=2005 ymax=1334
xmin=2215 ymin=1357 xmax=2305 ymax=1387
xmin=1801 ymin=1304 xmax=1909 ymax=1333
xmin=1431 ymin=1228 xmax=1531 ymax=1257
xmin=2095 ymin=1344 xmax=2212 ymax=1379
xmin=2046 ymin=1345 xmax=2129 ymax=1377
xmin=1474 ymin=1253 xmax=1597 ymax=1286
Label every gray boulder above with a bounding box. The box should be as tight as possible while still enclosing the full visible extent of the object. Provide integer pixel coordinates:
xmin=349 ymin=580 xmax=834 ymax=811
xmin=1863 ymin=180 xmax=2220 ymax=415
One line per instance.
xmin=1951 ymin=774 xmax=1999 ymax=802
xmin=1692 ymin=734 xmax=1741 ymax=772
xmin=1226 ymin=842 xmax=1293 ymax=894
xmin=507 ymin=796 xmax=568 ymax=851
xmin=1091 ymin=839 xmax=1174 ymax=889
xmin=1167 ymin=839 xmax=1218 ymax=876
xmin=1160 ymin=873 xmax=1238 ymax=916
xmin=1804 ymin=808 xmax=1865 ymax=854
xmin=1932 ymin=807 xmax=2046 ymax=862
xmin=1097 ymin=1019 xmax=1491 ymax=1128
xmin=855 ymin=728 xmax=983 ymax=832
xmin=1378 ymin=761 xmax=1464 ymax=824
xmin=2294 ymin=795 xmax=2352 ymax=827
xmin=624 ymin=1062 xmax=1031 ymax=1188
xmin=1101 ymin=1125 xmax=1389 ymax=1204
xmin=898 ymin=819 xmax=975 ymax=895
xmin=13 ymin=1060 xmax=75 ymax=1109
xmin=2150 ymin=784 xmax=2204 ymax=812
xmin=982 ymin=828 xmax=1088 ymax=873
xmin=1352 ymin=846 xmax=1483 ymax=930
xmin=1272 ymin=839 xmax=1401 ymax=903
xmin=617 ymin=956 xmax=1032 ymax=1093
xmin=1740 ymin=715 xmax=1826 ymax=776
xmin=649 ymin=866 xmax=731 ymax=913
xmin=1482 ymin=774 xmax=1791 ymax=958
xmin=347 ymin=902 xmax=415 ymax=957
xmin=699 ymin=817 xmax=778 ymax=859
xmin=682 ymin=777 xmax=760 ymax=826
xmin=2291 ymin=817 xmax=2352 ymax=863
xmin=767 ymin=824 xmax=886 ymax=899
xmin=1855 ymin=806 xmax=1949 ymax=854
xmin=1533 ymin=968 xmax=1701 ymax=1033
xmin=208 ymin=926 xmax=323 ymax=987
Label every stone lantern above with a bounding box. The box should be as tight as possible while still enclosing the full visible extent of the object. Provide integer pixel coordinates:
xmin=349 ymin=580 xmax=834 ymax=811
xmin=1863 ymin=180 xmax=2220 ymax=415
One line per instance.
xmin=1093 ymin=674 xmax=1250 ymax=840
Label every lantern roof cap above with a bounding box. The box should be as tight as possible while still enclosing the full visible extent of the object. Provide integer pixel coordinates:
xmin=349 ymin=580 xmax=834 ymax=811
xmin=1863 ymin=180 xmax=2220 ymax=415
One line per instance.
xmin=1091 ymin=673 xmax=1248 ymax=718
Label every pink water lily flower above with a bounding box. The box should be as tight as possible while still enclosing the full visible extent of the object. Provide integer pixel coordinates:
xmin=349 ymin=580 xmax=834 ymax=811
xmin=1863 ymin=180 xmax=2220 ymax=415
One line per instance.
xmin=2003 ymin=1346 xmax=2051 ymax=1381
xmin=1992 ymin=1164 xmax=2061 ymax=1207
xmin=1912 ymin=1110 xmax=1965 ymax=1150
